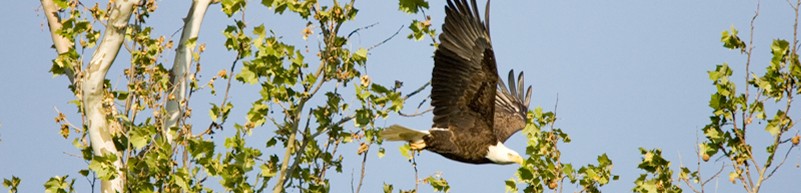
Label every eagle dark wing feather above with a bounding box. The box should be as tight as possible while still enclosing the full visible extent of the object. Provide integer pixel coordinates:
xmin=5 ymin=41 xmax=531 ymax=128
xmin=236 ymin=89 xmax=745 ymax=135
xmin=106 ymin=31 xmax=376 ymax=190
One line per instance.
xmin=425 ymin=0 xmax=500 ymax=163
xmin=494 ymin=70 xmax=533 ymax=142
xmin=431 ymin=0 xmax=498 ymax=132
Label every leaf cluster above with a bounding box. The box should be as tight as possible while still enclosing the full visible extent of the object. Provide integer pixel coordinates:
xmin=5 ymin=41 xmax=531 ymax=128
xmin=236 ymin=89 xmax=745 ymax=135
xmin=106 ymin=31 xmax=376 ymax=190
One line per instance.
xmin=632 ymin=148 xmax=682 ymax=193
xmin=506 ymin=107 xmax=618 ymax=193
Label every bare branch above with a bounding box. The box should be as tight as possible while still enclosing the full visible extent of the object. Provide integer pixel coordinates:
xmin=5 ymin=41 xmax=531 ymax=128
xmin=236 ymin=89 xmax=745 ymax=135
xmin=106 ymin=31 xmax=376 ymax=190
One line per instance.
xmin=402 ymin=81 xmax=430 ymax=100
xmin=765 ymin=142 xmax=797 ymax=179
xmin=398 ymin=107 xmax=433 ymax=117
xmin=368 ymin=25 xmax=404 ymax=51
xmin=411 ymin=152 xmax=420 ymax=192
xmin=347 ymin=22 xmax=379 ymax=40
xmin=197 ymin=56 xmax=240 ymax=138
xmin=398 ymin=81 xmax=431 ymax=117
xmin=354 ymin=144 xmax=370 ymax=193
xmin=703 ymin=164 xmax=727 ymax=187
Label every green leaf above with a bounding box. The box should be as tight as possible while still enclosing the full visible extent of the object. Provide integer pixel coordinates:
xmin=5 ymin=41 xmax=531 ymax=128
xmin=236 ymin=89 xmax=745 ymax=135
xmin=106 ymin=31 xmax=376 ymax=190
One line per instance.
xmin=266 ymin=138 xmax=277 ymax=148
xmin=518 ymin=166 xmax=533 ymax=180
xmin=51 ymin=49 xmax=79 ymax=77
xmin=377 ymin=147 xmax=386 ymax=158
xmin=399 ymin=0 xmax=429 ymax=14
xmin=3 ymin=176 xmax=21 ymax=193
xmin=353 ymin=48 xmax=368 ymax=65
xmin=425 ymin=175 xmax=450 ymax=193
xmin=765 ymin=121 xmax=780 ymax=136
xmin=408 ymin=20 xmax=426 ymax=41
xmin=78 ymin=170 xmax=89 ymax=177
xmin=188 ymin=138 xmax=215 ymax=159
xmin=399 ymin=143 xmax=412 ymax=160
xmin=260 ymin=162 xmax=276 ymax=177
xmin=53 ymin=0 xmax=69 ymax=9
xmin=209 ymin=103 xmax=220 ymax=121
xmin=174 ymin=171 xmax=190 ymax=190
xmin=383 ymin=183 xmax=394 ymax=193
xmin=221 ymin=0 xmax=247 ymax=17
xmin=505 ymin=179 xmax=518 ymax=193
xmin=44 ymin=176 xmax=74 ymax=193
xmin=721 ymin=26 xmax=745 ymax=50
xmin=129 ymin=128 xmax=149 ymax=150
xmin=88 ymin=154 xmax=118 ymax=180
xmin=770 ymin=39 xmax=790 ymax=66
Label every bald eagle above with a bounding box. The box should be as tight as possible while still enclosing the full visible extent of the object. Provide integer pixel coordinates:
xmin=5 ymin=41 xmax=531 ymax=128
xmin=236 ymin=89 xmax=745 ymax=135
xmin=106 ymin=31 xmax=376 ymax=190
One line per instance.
xmin=382 ymin=0 xmax=532 ymax=165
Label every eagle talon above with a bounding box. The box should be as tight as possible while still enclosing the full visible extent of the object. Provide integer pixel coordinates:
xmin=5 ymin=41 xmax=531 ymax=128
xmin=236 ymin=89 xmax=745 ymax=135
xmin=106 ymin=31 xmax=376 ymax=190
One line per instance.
xmin=409 ymin=141 xmax=426 ymax=151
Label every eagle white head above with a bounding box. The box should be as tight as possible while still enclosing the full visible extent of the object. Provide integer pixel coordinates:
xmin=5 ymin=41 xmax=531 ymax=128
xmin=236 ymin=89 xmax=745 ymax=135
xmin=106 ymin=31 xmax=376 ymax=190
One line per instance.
xmin=486 ymin=142 xmax=524 ymax=165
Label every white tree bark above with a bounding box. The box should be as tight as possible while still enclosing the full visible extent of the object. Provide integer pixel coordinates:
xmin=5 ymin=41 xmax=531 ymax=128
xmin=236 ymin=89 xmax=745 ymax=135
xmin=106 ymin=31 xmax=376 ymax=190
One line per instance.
xmin=40 ymin=0 xmax=136 ymax=192
xmin=81 ymin=1 xmax=138 ymax=192
xmin=40 ymin=0 xmax=75 ymax=83
xmin=164 ymin=0 xmax=216 ymax=142
xmin=42 ymin=0 xmax=218 ymax=191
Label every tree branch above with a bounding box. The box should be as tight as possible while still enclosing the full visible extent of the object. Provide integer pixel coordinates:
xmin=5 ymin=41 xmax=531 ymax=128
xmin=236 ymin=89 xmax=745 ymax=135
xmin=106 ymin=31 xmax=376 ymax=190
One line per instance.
xmin=354 ymin=145 xmax=369 ymax=193
xmin=40 ymin=0 xmax=76 ymax=83
xmin=81 ymin=1 xmax=138 ymax=193
xmin=164 ymin=0 xmax=215 ymax=142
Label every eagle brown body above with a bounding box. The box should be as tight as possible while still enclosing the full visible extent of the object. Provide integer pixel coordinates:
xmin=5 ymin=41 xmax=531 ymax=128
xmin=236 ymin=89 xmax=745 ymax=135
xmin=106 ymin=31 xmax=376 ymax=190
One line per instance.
xmin=381 ymin=0 xmax=532 ymax=165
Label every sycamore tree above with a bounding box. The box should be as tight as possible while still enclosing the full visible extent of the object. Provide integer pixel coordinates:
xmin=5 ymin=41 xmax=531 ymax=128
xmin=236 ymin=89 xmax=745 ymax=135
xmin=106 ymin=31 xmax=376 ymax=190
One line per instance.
xmin=633 ymin=1 xmax=801 ymax=193
xmin=29 ymin=0 xmax=408 ymax=192
xmin=2 ymin=0 xmax=616 ymax=192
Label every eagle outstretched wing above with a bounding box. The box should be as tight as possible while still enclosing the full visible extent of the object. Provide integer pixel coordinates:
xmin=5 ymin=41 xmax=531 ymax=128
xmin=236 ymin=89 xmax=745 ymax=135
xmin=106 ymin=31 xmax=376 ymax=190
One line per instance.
xmin=383 ymin=0 xmax=525 ymax=164
xmin=430 ymin=0 xmax=498 ymax=137
xmin=494 ymin=70 xmax=533 ymax=142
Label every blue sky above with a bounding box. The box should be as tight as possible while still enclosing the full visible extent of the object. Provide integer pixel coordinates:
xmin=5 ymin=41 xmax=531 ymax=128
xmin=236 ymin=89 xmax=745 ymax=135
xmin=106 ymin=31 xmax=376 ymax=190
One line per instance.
xmin=2 ymin=0 xmax=800 ymax=192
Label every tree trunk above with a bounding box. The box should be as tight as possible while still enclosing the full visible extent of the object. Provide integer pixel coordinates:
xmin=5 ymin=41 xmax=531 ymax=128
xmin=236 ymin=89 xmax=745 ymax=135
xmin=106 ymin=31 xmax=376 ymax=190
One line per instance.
xmin=81 ymin=1 xmax=138 ymax=192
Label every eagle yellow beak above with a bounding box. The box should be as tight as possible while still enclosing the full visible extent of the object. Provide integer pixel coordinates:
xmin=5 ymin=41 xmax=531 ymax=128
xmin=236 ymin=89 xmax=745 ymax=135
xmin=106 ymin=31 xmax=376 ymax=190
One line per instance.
xmin=513 ymin=155 xmax=524 ymax=165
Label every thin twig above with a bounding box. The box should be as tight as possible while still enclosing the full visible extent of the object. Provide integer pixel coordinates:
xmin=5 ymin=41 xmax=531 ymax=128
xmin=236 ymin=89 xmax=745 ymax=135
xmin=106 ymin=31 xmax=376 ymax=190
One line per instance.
xmin=411 ymin=152 xmax=420 ymax=192
xmin=402 ymin=81 xmax=430 ymax=100
xmin=398 ymin=107 xmax=433 ymax=117
xmin=368 ymin=25 xmax=404 ymax=51
xmin=347 ymin=22 xmax=378 ymax=40
xmin=318 ymin=139 xmax=342 ymax=182
xmin=552 ymin=93 xmax=559 ymax=127
xmin=731 ymin=2 xmax=761 ymax=191
xmin=197 ymin=56 xmax=239 ymax=137
xmin=397 ymin=81 xmax=431 ymax=117
xmin=677 ymin=149 xmax=701 ymax=193
xmin=703 ymin=164 xmax=727 ymax=187
xmin=354 ymin=145 xmax=370 ymax=193
xmin=765 ymin=142 xmax=797 ymax=178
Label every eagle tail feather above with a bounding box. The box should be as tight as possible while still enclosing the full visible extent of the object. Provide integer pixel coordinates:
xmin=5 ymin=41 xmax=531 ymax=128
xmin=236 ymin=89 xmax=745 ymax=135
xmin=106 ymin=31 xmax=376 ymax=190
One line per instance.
xmin=381 ymin=125 xmax=429 ymax=142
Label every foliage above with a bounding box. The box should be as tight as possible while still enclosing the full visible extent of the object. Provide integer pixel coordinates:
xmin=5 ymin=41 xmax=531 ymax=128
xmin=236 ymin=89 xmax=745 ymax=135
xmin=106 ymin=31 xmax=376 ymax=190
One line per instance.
xmin=424 ymin=175 xmax=451 ymax=193
xmin=220 ymin=0 xmax=407 ymax=192
xmin=2 ymin=176 xmax=20 ymax=193
xmin=398 ymin=0 xmax=429 ymax=14
xmin=632 ymin=148 xmax=682 ymax=193
xmin=638 ymin=1 xmax=801 ymax=193
xmin=398 ymin=0 xmax=437 ymax=44
xmin=695 ymin=26 xmax=800 ymax=193
xmin=43 ymin=176 xmax=75 ymax=193
xmin=42 ymin=0 xmax=415 ymax=192
xmin=505 ymin=107 xmax=618 ymax=193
